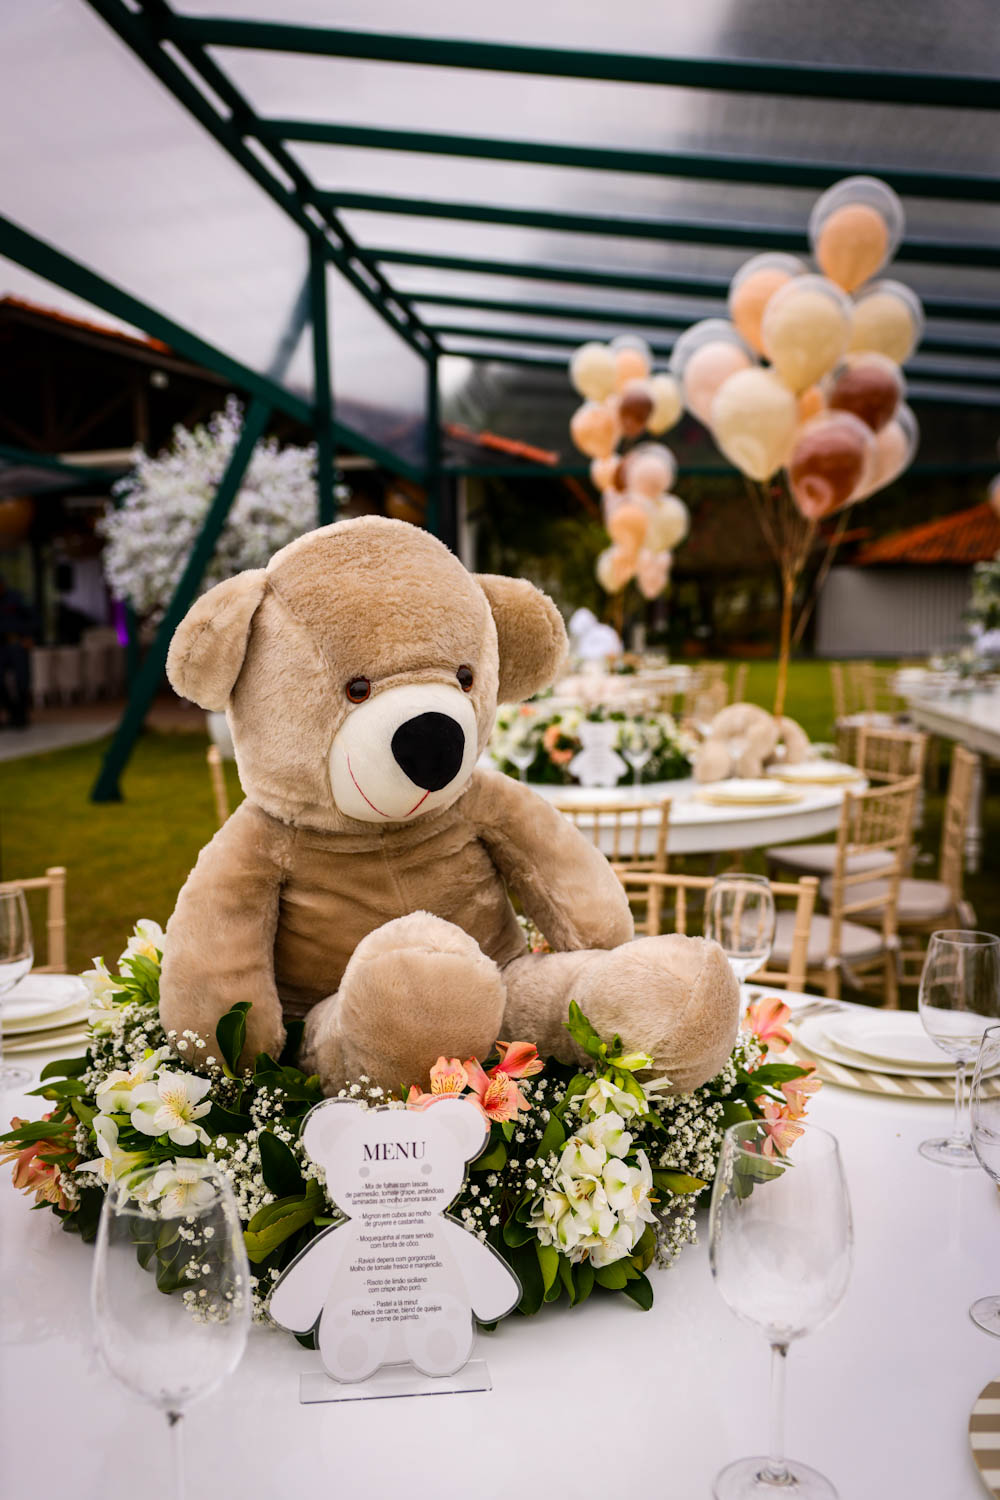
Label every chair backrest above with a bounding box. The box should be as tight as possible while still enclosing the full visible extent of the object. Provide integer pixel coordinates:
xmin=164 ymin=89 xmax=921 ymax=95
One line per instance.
xmin=612 ymin=868 xmax=818 ymax=992
xmin=554 ymin=797 xmax=671 ymax=872
xmin=939 ymin=745 xmax=979 ymax=900
xmin=827 ymin=776 xmax=920 ymax=952
xmin=830 ymin=662 xmax=846 ymax=723
xmin=0 ymin=867 xmax=67 ymax=973
xmin=731 ymin=663 xmax=749 ymax=705
xmin=854 ymin=725 xmax=927 ymax=785
xmin=847 ymin=660 xmax=876 ymax=714
xmin=207 ymin=745 xmax=230 ymax=827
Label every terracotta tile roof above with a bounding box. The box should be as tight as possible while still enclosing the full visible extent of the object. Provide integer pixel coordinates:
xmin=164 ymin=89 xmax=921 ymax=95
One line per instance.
xmin=0 ymin=295 xmax=169 ymax=353
xmin=854 ymin=501 xmax=1000 ymax=566
xmin=445 ymin=422 xmax=558 ymax=465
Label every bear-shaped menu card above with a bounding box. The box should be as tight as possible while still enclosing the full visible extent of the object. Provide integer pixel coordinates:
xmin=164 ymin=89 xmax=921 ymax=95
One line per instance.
xmin=269 ymin=1096 xmax=520 ymax=1402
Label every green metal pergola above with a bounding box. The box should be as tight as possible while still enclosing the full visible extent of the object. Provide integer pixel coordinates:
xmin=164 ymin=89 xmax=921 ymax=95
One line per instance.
xmin=1 ymin=0 xmax=997 ymax=799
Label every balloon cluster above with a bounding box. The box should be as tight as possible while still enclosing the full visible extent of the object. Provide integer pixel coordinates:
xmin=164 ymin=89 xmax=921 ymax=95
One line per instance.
xmin=669 ymin=176 xmax=920 ymax=521
xmin=567 ymin=335 xmax=688 ymax=598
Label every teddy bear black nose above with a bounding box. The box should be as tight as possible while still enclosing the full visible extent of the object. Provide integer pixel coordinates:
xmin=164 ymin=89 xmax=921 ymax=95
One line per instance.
xmin=391 ymin=713 xmax=466 ymax=792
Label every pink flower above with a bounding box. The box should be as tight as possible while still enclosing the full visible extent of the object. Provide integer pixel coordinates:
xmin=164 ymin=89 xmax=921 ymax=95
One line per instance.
xmin=493 ymin=1041 xmax=544 ymax=1080
xmin=464 ymin=1059 xmax=530 ymax=1123
xmin=782 ymin=1069 xmax=821 ymax=1120
xmin=406 ymin=1056 xmax=469 ymax=1110
xmin=1 ymin=1115 xmax=75 ymax=1210
xmin=745 ymin=995 xmax=793 ymax=1054
xmin=542 ymin=723 xmax=574 ymax=766
xmin=757 ymin=1098 xmax=805 ymax=1158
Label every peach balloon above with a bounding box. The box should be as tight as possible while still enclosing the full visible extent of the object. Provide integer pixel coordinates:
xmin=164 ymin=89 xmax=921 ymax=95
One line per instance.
xmin=601 ymin=489 xmax=627 ymax=527
xmin=596 ymin=545 xmax=636 ymax=593
xmin=646 ymin=372 xmax=683 ymax=434
xmin=645 ymin=494 xmax=689 ymax=551
xmin=853 ymin=404 xmax=918 ymax=499
xmin=625 ymin=443 xmax=677 ymax=499
xmin=590 ymin=455 xmax=619 ymax=491
xmin=607 ymin=500 xmax=649 ymax=555
xmin=797 ymin=385 xmax=825 ymax=423
xmin=849 ymin=281 xmax=924 ymax=364
xmin=618 ymin=379 xmax=654 ymax=438
xmin=611 ymin=336 xmax=652 ymax=391
xmin=787 ymin=411 xmax=875 ymax=521
xmin=710 ymin=368 xmax=798 ymax=481
xmin=570 ymin=400 xmax=620 ymax=459
xmin=570 ymin=342 xmax=617 ymax=402
xmin=828 ymin=353 xmax=903 ymax=432
xmin=989 ymin=474 xmax=1000 ymax=520
xmin=761 ymin=276 xmax=851 ymax=393
xmin=637 ymin=548 xmax=672 ymax=600
xmin=684 ymin=342 xmax=753 ymax=425
xmin=810 ymin=177 xmax=903 ymax=292
xmin=728 ymin=254 xmax=805 ymax=354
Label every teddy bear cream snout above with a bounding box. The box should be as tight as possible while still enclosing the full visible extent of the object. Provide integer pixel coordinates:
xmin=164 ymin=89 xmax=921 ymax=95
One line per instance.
xmin=329 ymin=680 xmax=479 ymax=823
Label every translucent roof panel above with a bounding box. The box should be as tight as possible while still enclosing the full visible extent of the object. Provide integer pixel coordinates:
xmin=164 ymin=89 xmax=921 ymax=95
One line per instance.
xmin=328 ymin=267 xmax=428 ymax=471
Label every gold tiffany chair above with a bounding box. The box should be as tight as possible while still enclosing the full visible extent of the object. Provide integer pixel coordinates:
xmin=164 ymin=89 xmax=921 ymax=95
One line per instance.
xmin=0 ymin=866 xmax=68 ymax=972
xmin=557 ymin=797 xmax=671 ymax=932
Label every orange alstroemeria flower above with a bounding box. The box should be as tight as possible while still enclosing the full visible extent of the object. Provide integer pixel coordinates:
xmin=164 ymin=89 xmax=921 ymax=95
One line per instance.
xmin=493 ymin=1041 xmax=544 ymax=1080
xmin=782 ymin=1069 xmax=821 ymax=1120
xmin=1 ymin=1115 xmax=74 ymax=1210
xmin=464 ymin=1059 xmax=530 ymax=1123
xmin=757 ymin=1098 xmax=805 ymax=1158
xmin=745 ymin=995 xmax=793 ymax=1054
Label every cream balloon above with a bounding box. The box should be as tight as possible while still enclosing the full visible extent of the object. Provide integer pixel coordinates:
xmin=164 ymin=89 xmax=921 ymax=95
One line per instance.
xmin=809 ymin=176 xmax=903 ymax=293
xmin=570 ymin=400 xmax=620 ymax=459
xmin=728 ymin=253 xmax=806 ymax=354
xmin=849 ymin=280 xmax=925 ymax=365
xmin=636 ymin=548 xmax=672 ymax=600
xmin=852 ymin=402 xmax=918 ymax=499
xmin=590 ymin=455 xmax=619 ymax=491
xmin=670 ymin=320 xmax=755 ymax=426
xmin=645 ymin=494 xmax=689 ymax=551
xmin=710 ymin=368 xmax=798 ymax=482
xmin=989 ymin=474 xmax=1000 ymax=520
xmin=596 ymin=545 xmax=636 ymax=593
xmin=570 ymin=342 xmax=617 ymax=402
xmin=607 ymin=499 xmax=649 ymax=556
xmin=646 ymin=372 xmax=683 ymax=434
xmin=761 ymin=276 xmax=852 ymax=393
xmin=601 ymin=489 xmax=628 ymax=527
xmin=610 ymin=335 xmax=653 ymax=391
xmin=624 ymin=443 xmax=677 ymax=498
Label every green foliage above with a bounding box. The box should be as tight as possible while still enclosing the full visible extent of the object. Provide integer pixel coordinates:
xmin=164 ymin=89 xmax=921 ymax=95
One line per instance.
xmin=216 ymin=1001 xmax=251 ymax=1076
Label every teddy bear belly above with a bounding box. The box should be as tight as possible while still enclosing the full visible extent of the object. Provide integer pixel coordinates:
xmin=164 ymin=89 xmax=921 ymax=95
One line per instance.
xmin=271 ymin=840 xmax=527 ymax=1014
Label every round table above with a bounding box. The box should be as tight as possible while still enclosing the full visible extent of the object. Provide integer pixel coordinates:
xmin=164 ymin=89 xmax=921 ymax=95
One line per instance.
xmin=529 ymin=775 xmax=862 ymax=857
xmin=0 ymin=997 xmax=991 ymax=1499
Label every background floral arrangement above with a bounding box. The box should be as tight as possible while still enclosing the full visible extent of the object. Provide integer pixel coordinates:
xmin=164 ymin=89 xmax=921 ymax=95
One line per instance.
xmin=2 ymin=924 xmax=816 ymax=1326
xmin=491 ymin=704 xmax=695 ymax=786
xmin=98 ymin=398 xmax=318 ymax=622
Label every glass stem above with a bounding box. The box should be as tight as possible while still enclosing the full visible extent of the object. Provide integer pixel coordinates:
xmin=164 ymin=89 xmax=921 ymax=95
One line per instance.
xmin=764 ymin=1342 xmax=791 ymax=1484
xmin=167 ymin=1410 xmax=185 ymax=1500
xmin=952 ymin=1061 xmax=969 ymax=1148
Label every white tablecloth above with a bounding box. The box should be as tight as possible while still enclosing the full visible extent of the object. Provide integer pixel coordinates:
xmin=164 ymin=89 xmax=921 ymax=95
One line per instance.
xmin=0 ymin=1005 xmax=994 ymax=1500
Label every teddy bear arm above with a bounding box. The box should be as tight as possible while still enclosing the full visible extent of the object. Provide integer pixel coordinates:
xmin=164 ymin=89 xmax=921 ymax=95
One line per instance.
xmin=466 ymin=770 xmax=633 ymax=951
xmin=268 ymin=1225 xmax=346 ymax=1334
xmin=440 ymin=1218 xmax=520 ymax=1322
xmin=159 ymin=803 xmax=287 ymax=1069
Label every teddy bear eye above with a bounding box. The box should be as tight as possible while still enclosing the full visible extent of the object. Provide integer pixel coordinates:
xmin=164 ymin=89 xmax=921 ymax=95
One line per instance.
xmin=346 ymin=676 xmax=371 ymax=703
xmin=456 ymin=666 xmax=474 ymax=692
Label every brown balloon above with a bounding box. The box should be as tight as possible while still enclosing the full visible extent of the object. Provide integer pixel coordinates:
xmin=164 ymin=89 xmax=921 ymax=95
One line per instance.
xmin=828 ymin=356 xmax=902 ymax=433
xmin=788 ymin=414 xmax=871 ymax=521
xmin=618 ymin=380 xmax=654 ymax=439
xmin=613 ymin=457 xmax=630 ymax=490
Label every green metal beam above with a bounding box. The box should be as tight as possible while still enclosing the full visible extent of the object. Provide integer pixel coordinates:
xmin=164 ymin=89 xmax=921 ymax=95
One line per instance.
xmin=425 ymin=355 xmax=442 ymax=539
xmin=309 ymin=238 xmax=336 ymax=526
xmin=157 ymin=18 xmax=1000 ymax=111
xmin=259 ymin=120 xmax=1000 ymax=203
xmin=373 ymin=249 xmax=1000 ymax=321
xmin=92 ymin=396 xmax=272 ymax=802
xmin=321 ymin=190 xmax=1000 ymax=271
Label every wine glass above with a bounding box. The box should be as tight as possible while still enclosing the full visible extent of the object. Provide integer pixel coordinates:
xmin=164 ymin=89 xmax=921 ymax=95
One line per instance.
xmin=624 ymin=741 xmax=652 ymax=788
xmin=709 ymin=1120 xmax=853 ymax=1499
xmin=705 ymin=873 xmax=776 ymax=1016
xmin=0 ymin=888 xmax=33 ymax=1090
xmin=917 ymin=930 xmax=1000 ymax=1167
xmin=508 ymin=745 xmax=535 ymax=783
xmin=970 ymin=1024 xmax=1000 ymax=1334
xmin=91 ymin=1166 xmax=251 ymax=1499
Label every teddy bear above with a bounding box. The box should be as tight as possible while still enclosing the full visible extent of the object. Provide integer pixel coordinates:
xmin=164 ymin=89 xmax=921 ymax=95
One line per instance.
xmin=160 ymin=516 xmax=737 ymax=1095
xmin=692 ymin=703 xmax=811 ymax=783
xmin=268 ymin=1096 xmax=519 ymax=1381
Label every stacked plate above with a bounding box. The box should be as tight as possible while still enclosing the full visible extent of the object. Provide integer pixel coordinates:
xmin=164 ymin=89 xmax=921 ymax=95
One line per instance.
xmin=792 ymin=1007 xmax=1000 ymax=1099
xmin=769 ymin=761 xmax=863 ymax=787
xmin=695 ymin=779 xmax=803 ymax=807
xmin=3 ymin=973 xmax=89 ymax=1056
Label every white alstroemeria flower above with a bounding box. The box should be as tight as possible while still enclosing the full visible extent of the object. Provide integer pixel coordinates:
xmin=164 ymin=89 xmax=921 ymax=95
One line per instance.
xmin=119 ymin=918 xmax=165 ymax=969
xmin=81 ymin=959 xmax=121 ymax=1032
xmin=588 ymin=1218 xmax=641 ymax=1268
xmin=603 ymin=1150 xmax=656 ymax=1226
xmin=579 ymin=1076 xmax=646 ymax=1120
xmin=559 ymin=1134 xmax=606 ymax=1181
xmin=583 ymin=1112 xmax=632 ymax=1159
xmin=130 ymin=1070 xmax=212 ymax=1147
xmin=77 ymin=1115 xmax=151 ymax=1189
xmin=147 ymin=1159 xmax=218 ymax=1218
xmin=569 ymin=1190 xmax=617 ymax=1250
xmin=95 ymin=1048 xmax=170 ymax=1115
xmin=529 ymin=1189 xmax=583 ymax=1256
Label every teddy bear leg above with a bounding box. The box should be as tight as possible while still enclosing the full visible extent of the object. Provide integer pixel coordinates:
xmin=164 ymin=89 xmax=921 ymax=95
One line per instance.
xmin=301 ymin=912 xmax=506 ymax=1095
xmin=501 ymin=935 xmax=739 ymax=1093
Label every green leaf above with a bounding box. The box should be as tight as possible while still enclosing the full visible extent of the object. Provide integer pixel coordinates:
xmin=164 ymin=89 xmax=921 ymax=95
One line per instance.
xmin=558 ymin=1254 xmax=576 ymax=1306
xmin=216 ymin=1001 xmax=252 ymax=1076
xmin=749 ymin=1063 xmax=811 ymax=1088
xmin=552 ymin=1073 xmax=592 ymax=1122
xmin=252 ymin=1054 xmax=323 ymax=1103
xmin=29 ymin=1078 xmax=86 ymax=1101
xmin=574 ymin=1259 xmax=595 ymax=1305
xmin=511 ymin=1243 xmax=544 ymax=1316
xmin=203 ymin=1102 xmax=254 ymax=1137
xmin=622 ymin=1272 xmax=654 ymax=1311
xmin=279 ymin=1019 xmax=305 ymax=1069
xmin=652 ymin=1170 xmax=707 ymax=1196
xmin=244 ymin=1179 xmax=324 ymax=1263
xmin=630 ymin=1223 xmax=658 ymax=1272
xmin=536 ymin=1241 xmax=560 ymax=1298
xmin=534 ymin=1112 xmax=566 ymax=1161
xmin=732 ymin=1152 xmax=787 ymax=1201
xmin=563 ymin=1002 xmax=605 ymax=1064
xmin=472 ymin=1138 xmax=507 ymax=1172
xmin=721 ymin=1100 xmax=754 ymax=1130
xmin=71 ymin=1098 xmax=96 ymax=1127
xmin=40 ymin=1055 xmax=90 ymax=1081
xmin=0 ymin=1118 xmax=75 ymax=1145
xmin=258 ymin=1130 xmax=305 ymax=1198
xmin=594 ymin=1260 xmax=630 ymax=1290
xmin=502 ymin=1216 xmax=535 ymax=1249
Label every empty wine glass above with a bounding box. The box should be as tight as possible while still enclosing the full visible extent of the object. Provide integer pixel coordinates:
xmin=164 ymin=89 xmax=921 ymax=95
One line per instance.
xmin=709 ymin=1120 xmax=853 ymax=1499
xmin=0 ymin=888 xmax=33 ymax=1089
xmin=918 ymin=931 xmax=1000 ymax=1167
xmin=91 ymin=1165 xmax=251 ymax=1500
xmin=508 ymin=744 xmax=535 ymax=782
xmin=970 ymin=1024 xmax=1000 ymax=1334
xmin=705 ymin=873 xmax=776 ymax=1016
xmin=624 ymin=741 xmax=652 ymax=788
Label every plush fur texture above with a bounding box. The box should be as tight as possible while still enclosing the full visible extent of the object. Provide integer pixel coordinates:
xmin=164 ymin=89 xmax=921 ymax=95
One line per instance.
xmin=161 ymin=517 xmax=738 ymax=1093
xmin=693 ymin=702 xmax=810 ymax=782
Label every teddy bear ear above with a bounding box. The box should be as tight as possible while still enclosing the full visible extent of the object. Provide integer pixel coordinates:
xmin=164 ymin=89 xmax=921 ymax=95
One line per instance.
xmin=300 ymin=1098 xmax=364 ymax=1165
xmin=165 ymin=570 xmax=268 ymax=712
xmin=425 ymin=1096 xmax=490 ymax=1163
xmin=475 ymin=574 xmax=568 ymax=705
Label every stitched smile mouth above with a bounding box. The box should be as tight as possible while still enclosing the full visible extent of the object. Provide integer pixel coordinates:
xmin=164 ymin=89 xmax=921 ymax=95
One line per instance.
xmin=346 ymin=753 xmax=432 ymax=820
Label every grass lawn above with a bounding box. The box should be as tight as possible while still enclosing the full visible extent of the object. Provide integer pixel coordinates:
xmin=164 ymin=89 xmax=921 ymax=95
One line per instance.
xmin=2 ymin=659 xmax=997 ymax=980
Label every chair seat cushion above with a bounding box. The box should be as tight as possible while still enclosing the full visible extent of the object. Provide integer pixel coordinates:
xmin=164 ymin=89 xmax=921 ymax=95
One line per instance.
xmin=765 ymin=843 xmax=890 ymax=878
xmin=769 ymin=908 xmax=886 ymax=970
xmin=818 ymin=876 xmax=954 ymax=927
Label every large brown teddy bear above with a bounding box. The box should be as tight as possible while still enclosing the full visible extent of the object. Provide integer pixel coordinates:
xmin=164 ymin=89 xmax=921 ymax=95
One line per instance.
xmin=160 ymin=517 xmax=737 ymax=1095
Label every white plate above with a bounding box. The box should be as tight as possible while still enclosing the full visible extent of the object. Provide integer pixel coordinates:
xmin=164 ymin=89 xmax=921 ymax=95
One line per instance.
xmin=822 ymin=1011 xmax=953 ymax=1070
xmin=769 ymin=762 xmax=861 ymax=786
xmin=4 ymin=1027 xmax=89 ymax=1056
xmin=794 ymin=1014 xmax=956 ymax=1077
xmin=696 ymin=779 xmax=803 ymax=807
xmin=2 ymin=973 xmax=87 ymax=1023
xmin=4 ymin=998 xmax=89 ymax=1036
